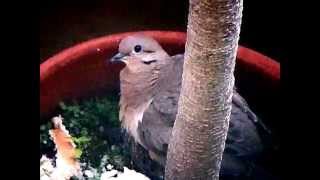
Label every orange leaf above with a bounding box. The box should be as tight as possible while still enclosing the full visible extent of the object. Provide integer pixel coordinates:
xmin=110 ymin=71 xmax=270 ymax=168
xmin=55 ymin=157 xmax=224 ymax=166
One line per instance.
xmin=49 ymin=115 xmax=81 ymax=179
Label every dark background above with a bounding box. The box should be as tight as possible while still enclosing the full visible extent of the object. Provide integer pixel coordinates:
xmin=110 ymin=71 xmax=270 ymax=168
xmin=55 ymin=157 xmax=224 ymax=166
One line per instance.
xmin=40 ymin=0 xmax=283 ymax=63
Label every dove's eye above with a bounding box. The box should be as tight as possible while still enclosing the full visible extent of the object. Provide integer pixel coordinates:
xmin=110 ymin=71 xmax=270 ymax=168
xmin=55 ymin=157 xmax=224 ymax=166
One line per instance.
xmin=134 ymin=45 xmax=142 ymax=53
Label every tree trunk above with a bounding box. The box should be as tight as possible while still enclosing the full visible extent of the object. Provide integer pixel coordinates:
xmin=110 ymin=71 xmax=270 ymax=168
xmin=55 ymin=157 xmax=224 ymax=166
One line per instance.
xmin=165 ymin=0 xmax=243 ymax=179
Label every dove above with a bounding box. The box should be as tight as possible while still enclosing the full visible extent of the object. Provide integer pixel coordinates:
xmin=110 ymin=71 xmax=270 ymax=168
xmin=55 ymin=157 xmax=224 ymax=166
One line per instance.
xmin=109 ymin=34 xmax=273 ymax=179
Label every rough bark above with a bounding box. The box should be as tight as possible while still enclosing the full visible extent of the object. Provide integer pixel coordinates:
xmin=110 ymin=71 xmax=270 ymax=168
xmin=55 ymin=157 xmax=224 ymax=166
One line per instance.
xmin=165 ymin=0 xmax=243 ymax=179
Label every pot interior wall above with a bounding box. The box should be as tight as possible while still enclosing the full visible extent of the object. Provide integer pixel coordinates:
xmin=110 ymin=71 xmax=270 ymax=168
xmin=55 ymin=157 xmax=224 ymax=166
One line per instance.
xmin=40 ymin=32 xmax=280 ymax=134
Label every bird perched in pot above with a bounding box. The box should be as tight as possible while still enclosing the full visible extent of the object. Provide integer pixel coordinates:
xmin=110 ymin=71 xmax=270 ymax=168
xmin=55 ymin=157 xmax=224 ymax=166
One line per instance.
xmin=109 ymin=34 xmax=273 ymax=179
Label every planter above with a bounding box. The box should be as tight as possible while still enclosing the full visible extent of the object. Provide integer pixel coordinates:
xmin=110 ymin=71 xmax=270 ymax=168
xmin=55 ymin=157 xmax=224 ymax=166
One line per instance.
xmin=40 ymin=31 xmax=280 ymax=122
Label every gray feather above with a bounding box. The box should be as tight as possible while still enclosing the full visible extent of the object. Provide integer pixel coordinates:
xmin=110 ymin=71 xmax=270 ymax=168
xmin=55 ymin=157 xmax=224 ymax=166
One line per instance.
xmin=137 ymin=54 xmax=271 ymax=176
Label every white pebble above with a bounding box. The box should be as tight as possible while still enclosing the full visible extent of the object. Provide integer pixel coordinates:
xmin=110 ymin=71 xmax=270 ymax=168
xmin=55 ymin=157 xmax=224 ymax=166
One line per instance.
xmin=100 ymin=169 xmax=118 ymax=180
xmin=106 ymin=164 xmax=114 ymax=170
xmin=84 ymin=170 xmax=94 ymax=178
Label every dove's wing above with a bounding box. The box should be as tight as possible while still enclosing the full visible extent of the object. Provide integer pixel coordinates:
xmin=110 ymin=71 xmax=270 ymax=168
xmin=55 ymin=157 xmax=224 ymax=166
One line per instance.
xmin=138 ymin=54 xmax=270 ymax=171
xmin=225 ymin=90 xmax=264 ymax=158
xmin=137 ymin=54 xmax=183 ymax=159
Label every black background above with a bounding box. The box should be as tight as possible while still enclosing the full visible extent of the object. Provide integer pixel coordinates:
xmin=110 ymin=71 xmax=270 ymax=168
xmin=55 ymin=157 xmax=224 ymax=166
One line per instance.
xmin=40 ymin=0 xmax=284 ymax=63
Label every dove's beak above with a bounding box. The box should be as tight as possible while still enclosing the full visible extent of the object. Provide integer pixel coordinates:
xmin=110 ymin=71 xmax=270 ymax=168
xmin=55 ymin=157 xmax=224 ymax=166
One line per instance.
xmin=110 ymin=53 xmax=127 ymax=64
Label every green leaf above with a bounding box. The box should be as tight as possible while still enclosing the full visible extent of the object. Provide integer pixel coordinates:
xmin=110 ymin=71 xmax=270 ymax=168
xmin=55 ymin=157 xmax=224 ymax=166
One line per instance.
xmin=74 ymin=148 xmax=83 ymax=159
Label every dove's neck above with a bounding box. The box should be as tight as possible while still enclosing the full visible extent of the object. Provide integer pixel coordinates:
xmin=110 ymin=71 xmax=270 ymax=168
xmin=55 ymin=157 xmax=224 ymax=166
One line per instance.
xmin=119 ymin=97 xmax=153 ymax=144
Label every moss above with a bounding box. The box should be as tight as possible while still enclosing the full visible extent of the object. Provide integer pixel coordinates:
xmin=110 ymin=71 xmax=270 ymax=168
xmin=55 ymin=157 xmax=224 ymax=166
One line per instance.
xmin=40 ymin=94 xmax=132 ymax=170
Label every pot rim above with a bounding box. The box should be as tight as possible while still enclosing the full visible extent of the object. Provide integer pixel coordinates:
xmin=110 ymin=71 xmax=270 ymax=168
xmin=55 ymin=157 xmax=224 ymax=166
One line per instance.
xmin=40 ymin=30 xmax=280 ymax=82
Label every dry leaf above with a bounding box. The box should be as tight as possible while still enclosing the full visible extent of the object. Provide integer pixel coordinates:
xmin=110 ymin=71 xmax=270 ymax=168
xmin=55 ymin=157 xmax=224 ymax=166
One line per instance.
xmin=49 ymin=115 xmax=81 ymax=180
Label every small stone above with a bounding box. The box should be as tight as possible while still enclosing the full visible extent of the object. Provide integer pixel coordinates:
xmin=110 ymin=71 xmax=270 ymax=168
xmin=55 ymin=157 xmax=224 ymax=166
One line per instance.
xmin=106 ymin=164 xmax=114 ymax=170
xmin=84 ymin=170 xmax=94 ymax=178
xmin=100 ymin=169 xmax=118 ymax=179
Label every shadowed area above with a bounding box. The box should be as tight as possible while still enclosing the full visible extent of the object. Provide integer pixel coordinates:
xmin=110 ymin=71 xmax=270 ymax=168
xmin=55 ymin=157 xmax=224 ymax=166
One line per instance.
xmin=40 ymin=0 xmax=282 ymax=63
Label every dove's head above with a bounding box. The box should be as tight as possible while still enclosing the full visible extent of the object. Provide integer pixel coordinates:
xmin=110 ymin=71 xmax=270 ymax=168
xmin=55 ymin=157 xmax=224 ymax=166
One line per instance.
xmin=110 ymin=34 xmax=171 ymax=95
xmin=110 ymin=34 xmax=169 ymax=71
xmin=109 ymin=34 xmax=170 ymax=142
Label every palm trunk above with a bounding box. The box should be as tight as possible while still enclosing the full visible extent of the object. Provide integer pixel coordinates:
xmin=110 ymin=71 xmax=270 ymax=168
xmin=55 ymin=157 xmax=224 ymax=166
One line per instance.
xmin=165 ymin=0 xmax=243 ymax=179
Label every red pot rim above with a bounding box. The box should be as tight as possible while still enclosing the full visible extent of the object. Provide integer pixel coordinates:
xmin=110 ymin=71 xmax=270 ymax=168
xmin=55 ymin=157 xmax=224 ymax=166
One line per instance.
xmin=40 ymin=31 xmax=280 ymax=82
xmin=40 ymin=31 xmax=280 ymax=118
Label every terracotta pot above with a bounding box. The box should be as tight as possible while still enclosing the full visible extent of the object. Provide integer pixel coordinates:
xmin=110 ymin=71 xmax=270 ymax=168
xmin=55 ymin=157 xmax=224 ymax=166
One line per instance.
xmin=40 ymin=31 xmax=280 ymax=121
